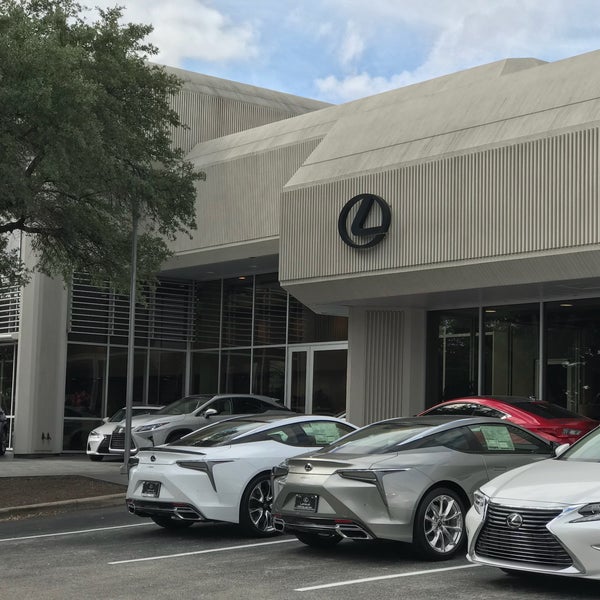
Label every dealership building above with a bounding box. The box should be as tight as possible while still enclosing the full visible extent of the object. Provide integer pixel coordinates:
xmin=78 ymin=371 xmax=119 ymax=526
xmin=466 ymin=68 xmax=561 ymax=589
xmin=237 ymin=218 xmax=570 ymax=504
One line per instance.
xmin=5 ymin=49 xmax=600 ymax=455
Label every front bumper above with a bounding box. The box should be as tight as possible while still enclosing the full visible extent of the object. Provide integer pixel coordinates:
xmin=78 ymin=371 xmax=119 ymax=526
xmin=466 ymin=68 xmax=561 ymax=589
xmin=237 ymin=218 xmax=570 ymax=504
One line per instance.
xmin=466 ymin=502 xmax=600 ymax=579
xmin=86 ymin=434 xmax=111 ymax=456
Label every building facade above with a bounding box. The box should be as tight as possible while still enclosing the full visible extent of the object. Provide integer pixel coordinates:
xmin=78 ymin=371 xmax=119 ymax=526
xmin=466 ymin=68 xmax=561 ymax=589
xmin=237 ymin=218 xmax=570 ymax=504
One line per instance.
xmin=7 ymin=50 xmax=600 ymax=454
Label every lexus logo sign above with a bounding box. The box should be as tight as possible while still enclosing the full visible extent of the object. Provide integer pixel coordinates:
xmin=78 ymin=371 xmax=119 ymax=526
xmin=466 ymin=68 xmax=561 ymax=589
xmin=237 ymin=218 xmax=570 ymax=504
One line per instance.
xmin=338 ymin=193 xmax=391 ymax=248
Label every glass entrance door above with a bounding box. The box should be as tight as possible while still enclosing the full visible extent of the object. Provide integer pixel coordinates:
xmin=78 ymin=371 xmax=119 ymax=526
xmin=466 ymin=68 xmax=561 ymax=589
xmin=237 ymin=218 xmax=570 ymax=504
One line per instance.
xmin=286 ymin=344 xmax=347 ymax=415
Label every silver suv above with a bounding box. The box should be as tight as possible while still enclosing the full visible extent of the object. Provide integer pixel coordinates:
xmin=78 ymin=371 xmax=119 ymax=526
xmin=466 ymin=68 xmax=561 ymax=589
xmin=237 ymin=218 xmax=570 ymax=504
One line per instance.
xmin=109 ymin=393 xmax=292 ymax=453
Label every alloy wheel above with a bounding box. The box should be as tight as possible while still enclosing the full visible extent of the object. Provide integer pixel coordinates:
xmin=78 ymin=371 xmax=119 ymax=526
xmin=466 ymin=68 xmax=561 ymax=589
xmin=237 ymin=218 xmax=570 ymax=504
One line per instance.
xmin=422 ymin=493 xmax=464 ymax=554
xmin=247 ymin=477 xmax=274 ymax=533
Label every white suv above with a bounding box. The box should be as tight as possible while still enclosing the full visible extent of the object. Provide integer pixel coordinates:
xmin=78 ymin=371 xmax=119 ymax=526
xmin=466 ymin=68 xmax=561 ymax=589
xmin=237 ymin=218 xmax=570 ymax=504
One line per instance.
xmin=109 ymin=393 xmax=292 ymax=454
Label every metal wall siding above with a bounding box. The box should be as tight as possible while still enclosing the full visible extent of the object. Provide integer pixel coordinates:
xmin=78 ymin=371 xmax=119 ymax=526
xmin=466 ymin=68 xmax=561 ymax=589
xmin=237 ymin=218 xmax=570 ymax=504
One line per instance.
xmin=280 ymin=127 xmax=600 ymax=282
xmin=170 ymin=91 xmax=304 ymax=154
xmin=363 ymin=311 xmax=403 ymax=423
xmin=176 ymin=140 xmax=322 ymax=251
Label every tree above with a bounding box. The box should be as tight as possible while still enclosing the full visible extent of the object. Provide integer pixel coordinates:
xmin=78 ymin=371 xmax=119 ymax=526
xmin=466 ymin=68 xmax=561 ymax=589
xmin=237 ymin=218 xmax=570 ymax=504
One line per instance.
xmin=0 ymin=0 xmax=203 ymax=290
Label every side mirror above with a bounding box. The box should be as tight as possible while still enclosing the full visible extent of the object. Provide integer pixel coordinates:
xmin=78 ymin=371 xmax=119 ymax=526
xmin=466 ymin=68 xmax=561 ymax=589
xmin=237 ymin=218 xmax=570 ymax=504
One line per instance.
xmin=203 ymin=408 xmax=218 ymax=418
xmin=102 ymin=417 xmax=109 ymax=423
xmin=554 ymin=442 xmax=570 ymax=457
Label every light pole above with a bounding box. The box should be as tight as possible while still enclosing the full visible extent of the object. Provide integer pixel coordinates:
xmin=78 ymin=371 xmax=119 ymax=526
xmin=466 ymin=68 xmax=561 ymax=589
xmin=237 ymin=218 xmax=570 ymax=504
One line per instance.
xmin=120 ymin=207 xmax=139 ymax=475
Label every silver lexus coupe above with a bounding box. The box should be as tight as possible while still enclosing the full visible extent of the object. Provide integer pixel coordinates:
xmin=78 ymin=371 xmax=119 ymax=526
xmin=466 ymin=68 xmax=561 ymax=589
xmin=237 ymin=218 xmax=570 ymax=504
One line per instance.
xmin=272 ymin=415 xmax=557 ymax=560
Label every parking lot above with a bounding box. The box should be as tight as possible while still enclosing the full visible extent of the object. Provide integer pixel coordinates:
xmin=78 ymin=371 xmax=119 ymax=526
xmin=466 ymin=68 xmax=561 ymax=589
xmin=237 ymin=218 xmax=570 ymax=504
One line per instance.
xmin=3 ymin=506 xmax=600 ymax=600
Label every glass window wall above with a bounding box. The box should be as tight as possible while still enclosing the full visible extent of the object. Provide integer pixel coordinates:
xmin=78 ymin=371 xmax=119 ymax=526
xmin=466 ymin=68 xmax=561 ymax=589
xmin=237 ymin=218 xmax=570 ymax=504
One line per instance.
xmin=426 ymin=309 xmax=479 ymax=405
xmin=483 ymin=304 xmax=539 ymax=398
xmin=545 ymin=299 xmax=600 ymax=418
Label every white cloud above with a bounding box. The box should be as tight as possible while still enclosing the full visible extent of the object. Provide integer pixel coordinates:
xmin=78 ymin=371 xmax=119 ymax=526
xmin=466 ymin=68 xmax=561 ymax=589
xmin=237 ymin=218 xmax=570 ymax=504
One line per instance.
xmin=316 ymin=0 xmax=600 ymax=101
xmin=338 ymin=21 xmax=365 ymax=66
xmin=86 ymin=0 xmax=260 ymax=65
xmin=80 ymin=0 xmax=600 ymax=102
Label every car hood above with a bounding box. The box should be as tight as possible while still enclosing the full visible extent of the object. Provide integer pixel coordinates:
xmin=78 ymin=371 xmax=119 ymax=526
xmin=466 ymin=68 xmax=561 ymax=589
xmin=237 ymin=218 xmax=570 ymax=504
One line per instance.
xmin=481 ymin=459 xmax=600 ymax=506
xmin=132 ymin=414 xmax=187 ymax=428
xmin=90 ymin=421 xmax=117 ymax=436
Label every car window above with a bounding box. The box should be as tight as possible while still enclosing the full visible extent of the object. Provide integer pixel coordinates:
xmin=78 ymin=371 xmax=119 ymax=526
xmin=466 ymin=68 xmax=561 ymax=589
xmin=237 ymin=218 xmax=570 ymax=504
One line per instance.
xmin=468 ymin=423 xmax=551 ymax=453
xmin=231 ymin=397 xmax=272 ymax=414
xmin=560 ymin=427 xmax=600 ymax=461
xmin=416 ymin=427 xmax=480 ymax=452
xmin=253 ymin=422 xmax=352 ymax=447
xmin=424 ymin=403 xmax=475 ymax=416
xmin=204 ymin=397 xmax=233 ymax=415
xmin=321 ymin=422 xmax=435 ymax=455
xmin=173 ymin=419 xmax=266 ymax=447
xmin=299 ymin=421 xmax=354 ymax=445
xmin=157 ymin=395 xmax=212 ymax=415
xmin=471 ymin=405 xmax=506 ymax=419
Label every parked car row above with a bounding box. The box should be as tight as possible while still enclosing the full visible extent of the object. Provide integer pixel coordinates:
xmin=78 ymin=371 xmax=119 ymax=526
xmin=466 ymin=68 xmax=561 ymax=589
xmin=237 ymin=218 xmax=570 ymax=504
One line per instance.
xmin=89 ymin=392 xmax=600 ymax=580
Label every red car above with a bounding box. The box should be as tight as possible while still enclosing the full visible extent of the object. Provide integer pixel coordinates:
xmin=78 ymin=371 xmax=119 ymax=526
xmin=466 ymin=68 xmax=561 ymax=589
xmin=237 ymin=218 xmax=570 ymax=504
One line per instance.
xmin=419 ymin=396 xmax=598 ymax=444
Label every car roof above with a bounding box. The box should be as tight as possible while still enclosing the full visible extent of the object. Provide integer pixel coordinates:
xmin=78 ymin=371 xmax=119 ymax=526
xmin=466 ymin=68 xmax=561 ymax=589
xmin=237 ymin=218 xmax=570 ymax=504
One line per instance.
xmin=370 ymin=415 xmax=507 ymax=429
xmin=445 ymin=396 xmax=538 ymax=405
xmin=209 ymin=413 xmax=353 ymax=429
xmin=166 ymin=414 xmax=356 ymax=446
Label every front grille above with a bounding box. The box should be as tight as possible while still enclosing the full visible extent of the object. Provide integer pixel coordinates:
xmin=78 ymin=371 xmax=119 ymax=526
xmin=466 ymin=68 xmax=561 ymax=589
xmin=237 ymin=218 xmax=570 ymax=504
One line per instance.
xmin=97 ymin=436 xmax=110 ymax=453
xmin=110 ymin=432 xmax=135 ymax=450
xmin=476 ymin=503 xmax=572 ymax=568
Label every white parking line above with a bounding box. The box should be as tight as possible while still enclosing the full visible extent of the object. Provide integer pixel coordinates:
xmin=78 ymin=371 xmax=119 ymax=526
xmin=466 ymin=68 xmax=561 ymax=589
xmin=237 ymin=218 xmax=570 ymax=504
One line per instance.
xmin=0 ymin=522 xmax=153 ymax=543
xmin=109 ymin=538 xmax=298 ymax=565
xmin=295 ymin=563 xmax=480 ymax=591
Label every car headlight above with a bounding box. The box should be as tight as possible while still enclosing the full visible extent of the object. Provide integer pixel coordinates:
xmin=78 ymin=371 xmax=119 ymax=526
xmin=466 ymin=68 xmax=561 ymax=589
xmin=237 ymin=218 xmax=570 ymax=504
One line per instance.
xmin=571 ymin=503 xmax=600 ymax=523
xmin=88 ymin=430 xmax=102 ymax=439
xmin=473 ymin=490 xmax=489 ymax=515
xmin=134 ymin=422 xmax=170 ymax=432
xmin=562 ymin=428 xmax=581 ymax=436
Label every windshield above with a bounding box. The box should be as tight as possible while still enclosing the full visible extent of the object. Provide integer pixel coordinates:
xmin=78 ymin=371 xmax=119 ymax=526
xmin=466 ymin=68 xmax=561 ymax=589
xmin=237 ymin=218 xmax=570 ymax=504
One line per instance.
xmin=559 ymin=427 xmax=600 ymax=462
xmin=320 ymin=422 xmax=434 ymax=455
xmin=171 ymin=419 xmax=266 ymax=447
xmin=155 ymin=395 xmax=213 ymax=416
xmin=109 ymin=409 xmax=126 ymax=422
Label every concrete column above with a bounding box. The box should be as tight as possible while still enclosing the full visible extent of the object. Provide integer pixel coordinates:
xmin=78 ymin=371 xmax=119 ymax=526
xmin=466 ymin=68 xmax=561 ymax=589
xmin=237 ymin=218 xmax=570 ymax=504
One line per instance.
xmin=14 ymin=272 xmax=68 ymax=455
xmin=346 ymin=306 xmax=426 ymax=427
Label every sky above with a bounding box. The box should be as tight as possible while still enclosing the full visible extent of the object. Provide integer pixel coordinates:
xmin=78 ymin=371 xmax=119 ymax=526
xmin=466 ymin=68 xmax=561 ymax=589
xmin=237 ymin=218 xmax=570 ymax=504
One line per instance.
xmin=86 ymin=0 xmax=600 ymax=104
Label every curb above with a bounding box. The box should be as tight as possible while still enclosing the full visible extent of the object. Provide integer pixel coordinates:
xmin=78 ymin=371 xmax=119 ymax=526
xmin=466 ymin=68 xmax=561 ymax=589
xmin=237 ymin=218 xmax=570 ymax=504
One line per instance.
xmin=0 ymin=493 xmax=126 ymax=520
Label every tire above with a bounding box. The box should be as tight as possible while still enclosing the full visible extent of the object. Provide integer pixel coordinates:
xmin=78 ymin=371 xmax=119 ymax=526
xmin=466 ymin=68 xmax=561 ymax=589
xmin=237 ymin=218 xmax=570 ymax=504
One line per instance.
xmin=88 ymin=455 xmax=103 ymax=462
xmin=239 ymin=473 xmax=278 ymax=537
xmin=295 ymin=531 xmax=342 ymax=548
xmin=151 ymin=516 xmax=194 ymax=530
xmin=413 ymin=487 xmax=466 ymax=560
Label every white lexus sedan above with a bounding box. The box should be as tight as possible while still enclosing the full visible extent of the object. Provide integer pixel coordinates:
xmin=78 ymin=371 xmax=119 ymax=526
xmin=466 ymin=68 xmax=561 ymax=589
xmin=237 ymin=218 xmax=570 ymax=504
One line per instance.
xmin=126 ymin=414 xmax=356 ymax=536
xmin=466 ymin=426 xmax=600 ymax=579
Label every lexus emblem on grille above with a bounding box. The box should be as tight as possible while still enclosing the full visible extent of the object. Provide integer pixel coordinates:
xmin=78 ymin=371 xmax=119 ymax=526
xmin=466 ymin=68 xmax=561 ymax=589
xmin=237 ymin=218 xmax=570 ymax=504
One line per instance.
xmin=304 ymin=463 xmax=313 ymax=472
xmin=150 ymin=455 xmax=156 ymax=462
xmin=506 ymin=512 xmax=523 ymax=529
